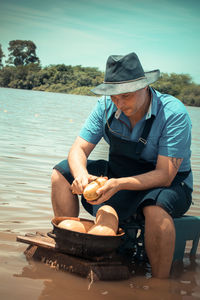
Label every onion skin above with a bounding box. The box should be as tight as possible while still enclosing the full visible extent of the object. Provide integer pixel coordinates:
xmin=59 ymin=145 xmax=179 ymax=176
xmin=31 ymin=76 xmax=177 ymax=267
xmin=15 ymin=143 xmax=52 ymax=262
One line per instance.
xmin=83 ymin=177 xmax=108 ymax=201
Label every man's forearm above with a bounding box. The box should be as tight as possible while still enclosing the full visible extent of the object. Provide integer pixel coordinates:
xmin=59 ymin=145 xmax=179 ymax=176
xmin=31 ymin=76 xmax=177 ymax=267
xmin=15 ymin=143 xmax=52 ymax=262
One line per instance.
xmin=118 ymin=169 xmax=171 ymax=191
xmin=68 ymin=147 xmax=88 ymax=179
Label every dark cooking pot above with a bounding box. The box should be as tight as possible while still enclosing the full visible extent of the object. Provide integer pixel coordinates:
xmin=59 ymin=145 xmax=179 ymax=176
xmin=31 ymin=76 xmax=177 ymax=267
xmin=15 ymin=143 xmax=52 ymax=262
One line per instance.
xmin=48 ymin=217 xmax=125 ymax=259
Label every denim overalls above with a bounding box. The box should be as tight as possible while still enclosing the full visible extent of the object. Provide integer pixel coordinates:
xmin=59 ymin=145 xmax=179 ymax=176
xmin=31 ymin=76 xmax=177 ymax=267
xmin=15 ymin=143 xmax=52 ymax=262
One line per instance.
xmin=81 ymin=111 xmax=191 ymax=222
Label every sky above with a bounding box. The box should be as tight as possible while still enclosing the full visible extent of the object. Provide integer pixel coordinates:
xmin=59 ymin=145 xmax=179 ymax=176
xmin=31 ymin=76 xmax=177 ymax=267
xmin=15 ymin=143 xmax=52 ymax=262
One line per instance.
xmin=0 ymin=0 xmax=200 ymax=83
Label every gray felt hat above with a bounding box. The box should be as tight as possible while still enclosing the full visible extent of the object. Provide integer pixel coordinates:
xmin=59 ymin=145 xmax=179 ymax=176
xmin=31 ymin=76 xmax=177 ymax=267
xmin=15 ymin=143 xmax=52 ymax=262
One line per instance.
xmin=91 ymin=52 xmax=160 ymax=96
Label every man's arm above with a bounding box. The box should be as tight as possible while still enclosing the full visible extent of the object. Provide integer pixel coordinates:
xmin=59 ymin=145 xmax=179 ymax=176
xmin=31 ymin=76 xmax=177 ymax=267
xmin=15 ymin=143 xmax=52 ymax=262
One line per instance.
xmin=89 ymin=155 xmax=183 ymax=205
xmin=117 ymin=154 xmax=183 ymax=190
xmin=68 ymin=136 xmax=96 ymax=194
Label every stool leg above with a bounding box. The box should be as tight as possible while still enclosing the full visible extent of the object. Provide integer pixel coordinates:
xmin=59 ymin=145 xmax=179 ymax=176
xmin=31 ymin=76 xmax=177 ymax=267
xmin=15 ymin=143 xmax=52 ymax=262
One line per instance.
xmin=190 ymin=234 xmax=200 ymax=257
xmin=173 ymin=240 xmax=186 ymax=261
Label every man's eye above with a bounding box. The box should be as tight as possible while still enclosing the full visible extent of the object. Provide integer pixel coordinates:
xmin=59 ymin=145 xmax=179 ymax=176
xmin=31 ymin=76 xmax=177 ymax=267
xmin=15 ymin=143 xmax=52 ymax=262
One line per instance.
xmin=111 ymin=96 xmax=117 ymax=101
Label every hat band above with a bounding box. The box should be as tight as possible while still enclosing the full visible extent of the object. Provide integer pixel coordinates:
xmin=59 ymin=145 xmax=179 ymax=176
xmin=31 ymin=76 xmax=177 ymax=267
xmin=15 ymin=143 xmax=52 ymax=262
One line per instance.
xmin=103 ymin=75 xmax=146 ymax=84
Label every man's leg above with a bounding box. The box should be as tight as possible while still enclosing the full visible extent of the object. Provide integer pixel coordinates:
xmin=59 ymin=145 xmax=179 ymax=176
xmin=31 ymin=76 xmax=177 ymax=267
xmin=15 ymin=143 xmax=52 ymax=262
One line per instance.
xmin=143 ymin=205 xmax=175 ymax=279
xmin=51 ymin=169 xmax=79 ymax=217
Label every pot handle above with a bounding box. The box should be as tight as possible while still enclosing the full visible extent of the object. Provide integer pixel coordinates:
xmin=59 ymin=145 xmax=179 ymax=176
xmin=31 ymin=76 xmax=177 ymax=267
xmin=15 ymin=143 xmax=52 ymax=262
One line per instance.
xmin=47 ymin=231 xmax=56 ymax=239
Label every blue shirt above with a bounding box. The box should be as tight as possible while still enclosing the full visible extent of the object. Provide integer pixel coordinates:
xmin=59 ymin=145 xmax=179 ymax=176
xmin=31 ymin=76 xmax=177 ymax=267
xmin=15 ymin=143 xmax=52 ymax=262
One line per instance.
xmin=79 ymin=88 xmax=193 ymax=190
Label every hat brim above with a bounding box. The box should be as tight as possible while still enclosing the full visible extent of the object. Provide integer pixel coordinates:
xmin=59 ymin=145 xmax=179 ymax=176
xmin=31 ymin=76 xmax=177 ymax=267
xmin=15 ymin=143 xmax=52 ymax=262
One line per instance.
xmin=91 ymin=70 xmax=160 ymax=96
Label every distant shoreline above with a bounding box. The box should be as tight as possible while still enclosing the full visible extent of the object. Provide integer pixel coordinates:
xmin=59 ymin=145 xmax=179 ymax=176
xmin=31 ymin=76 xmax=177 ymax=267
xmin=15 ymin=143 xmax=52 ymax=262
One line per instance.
xmin=0 ymin=64 xmax=200 ymax=106
xmin=1 ymin=86 xmax=199 ymax=109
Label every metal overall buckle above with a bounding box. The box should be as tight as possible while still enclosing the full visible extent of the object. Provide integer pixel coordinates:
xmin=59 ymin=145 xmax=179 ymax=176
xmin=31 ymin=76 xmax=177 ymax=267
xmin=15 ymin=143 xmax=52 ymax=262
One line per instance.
xmin=138 ymin=137 xmax=147 ymax=144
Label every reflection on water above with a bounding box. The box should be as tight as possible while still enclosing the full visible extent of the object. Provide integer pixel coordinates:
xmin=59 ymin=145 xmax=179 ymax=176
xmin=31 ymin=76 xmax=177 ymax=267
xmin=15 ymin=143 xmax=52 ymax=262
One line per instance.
xmin=13 ymin=254 xmax=200 ymax=300
xmin=0 ymin=88 xmax=200 ymax=299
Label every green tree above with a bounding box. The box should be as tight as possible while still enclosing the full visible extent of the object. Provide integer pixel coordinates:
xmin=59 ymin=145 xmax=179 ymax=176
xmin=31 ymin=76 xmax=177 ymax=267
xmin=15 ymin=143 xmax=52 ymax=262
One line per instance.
xmin=0 ymin=64 xmax=41 ymax=89
xmin=0 ymin=44 xmax=5 ymax=68
xmin=152 ymin=73 xmax=192 ymax=97
xmin=0 ymin=66 xmax=14 ymax=87
xmin=6 ymin=40 xmax=40 ymax=66
xmin=179 ymin=84 xmax=200 ymax=107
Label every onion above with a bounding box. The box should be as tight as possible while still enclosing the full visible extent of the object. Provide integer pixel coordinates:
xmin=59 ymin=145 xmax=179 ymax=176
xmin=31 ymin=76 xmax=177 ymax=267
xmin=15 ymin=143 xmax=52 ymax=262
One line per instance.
xmin=83 ymin=177 xmax=107 ymax=201
xmin=87 ymin=205 xmax=119 ymax=236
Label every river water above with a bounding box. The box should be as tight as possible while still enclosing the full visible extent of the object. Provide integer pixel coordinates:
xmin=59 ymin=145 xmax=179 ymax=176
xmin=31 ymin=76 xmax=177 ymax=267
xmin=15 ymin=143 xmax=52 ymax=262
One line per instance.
xmin=0 ymin=87 xmax=199 ymax=300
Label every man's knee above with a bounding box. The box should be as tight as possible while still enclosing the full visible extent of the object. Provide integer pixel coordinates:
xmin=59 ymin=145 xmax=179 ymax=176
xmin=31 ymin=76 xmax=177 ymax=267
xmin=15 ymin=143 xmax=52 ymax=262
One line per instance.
xmin=143 ymin=205 xmax=175 ymax=234
xmin=51 ymin=169 xmax=68 ymax=186
xmin=143 ymin=204 xmax=169 ymax=219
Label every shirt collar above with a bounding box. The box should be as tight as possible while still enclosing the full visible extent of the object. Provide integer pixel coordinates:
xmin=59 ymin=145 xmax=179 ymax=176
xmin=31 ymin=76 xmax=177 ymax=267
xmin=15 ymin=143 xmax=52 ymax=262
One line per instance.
xmin=146 ymin=99 xmax=152 ymax=119
xmin=146 ymin=87 xmax=157 ymax=119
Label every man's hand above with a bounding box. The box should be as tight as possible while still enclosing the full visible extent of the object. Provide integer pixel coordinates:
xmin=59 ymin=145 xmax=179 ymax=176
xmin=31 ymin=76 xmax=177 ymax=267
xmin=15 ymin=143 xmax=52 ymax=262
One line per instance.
xmin=71 ymin=174 xmax=98 ymax=195
xmin=68 ymin=136 xmax=97 ymax=195
xmin=87 ymin=178 xmax=120 ymax=205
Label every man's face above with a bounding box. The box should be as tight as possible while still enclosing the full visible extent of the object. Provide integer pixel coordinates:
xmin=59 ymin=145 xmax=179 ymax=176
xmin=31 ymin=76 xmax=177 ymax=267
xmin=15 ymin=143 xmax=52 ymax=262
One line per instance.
xmin=111 ymin=87 xmax=147 ymax=118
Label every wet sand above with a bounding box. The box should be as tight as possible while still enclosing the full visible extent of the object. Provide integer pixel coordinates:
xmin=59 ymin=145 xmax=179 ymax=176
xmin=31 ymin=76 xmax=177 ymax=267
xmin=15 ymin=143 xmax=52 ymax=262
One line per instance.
xmin=0 ymin=88 xmax=199 ymax=299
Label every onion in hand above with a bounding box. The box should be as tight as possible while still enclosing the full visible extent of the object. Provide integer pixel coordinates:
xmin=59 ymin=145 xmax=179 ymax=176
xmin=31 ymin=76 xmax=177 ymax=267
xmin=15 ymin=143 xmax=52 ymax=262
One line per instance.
xmin=83 ymin=177 xmax=107 ymax=201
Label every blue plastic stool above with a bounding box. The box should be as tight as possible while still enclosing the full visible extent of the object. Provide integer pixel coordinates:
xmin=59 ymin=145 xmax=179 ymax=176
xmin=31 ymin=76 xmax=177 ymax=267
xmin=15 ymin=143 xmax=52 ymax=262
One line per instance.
xmin=173 ymin=215 xmax=200 ymax=261
xmin=120 ymin=215 xmax=200 ymax=262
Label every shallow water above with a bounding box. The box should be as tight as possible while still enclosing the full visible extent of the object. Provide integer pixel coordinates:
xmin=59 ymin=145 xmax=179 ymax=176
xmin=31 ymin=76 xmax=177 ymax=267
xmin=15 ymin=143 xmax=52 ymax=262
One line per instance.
xmin=0 ymin=87 xmax=199 ymax=300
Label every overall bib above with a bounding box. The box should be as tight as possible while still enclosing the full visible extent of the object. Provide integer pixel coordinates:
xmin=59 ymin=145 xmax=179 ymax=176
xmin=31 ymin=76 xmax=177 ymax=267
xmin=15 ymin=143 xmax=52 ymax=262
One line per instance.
xmin=82 ymin=112 xmax=191 ymax=222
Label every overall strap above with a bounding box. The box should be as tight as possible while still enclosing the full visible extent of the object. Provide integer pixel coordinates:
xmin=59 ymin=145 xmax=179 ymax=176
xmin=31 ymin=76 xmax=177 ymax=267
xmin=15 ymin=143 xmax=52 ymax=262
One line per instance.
xmin=105 ymin=111 xmax=117 ymax=137
xmin=105 ymin=111 xmax=155 ymax=156
xmin=135 ymin=115 xmax=155 ymax=155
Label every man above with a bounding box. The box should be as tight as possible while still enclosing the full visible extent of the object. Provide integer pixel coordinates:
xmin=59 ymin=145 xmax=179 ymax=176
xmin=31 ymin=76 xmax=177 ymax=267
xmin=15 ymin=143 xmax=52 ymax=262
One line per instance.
xmin=51 ymin=52 xmax=193 ymax=279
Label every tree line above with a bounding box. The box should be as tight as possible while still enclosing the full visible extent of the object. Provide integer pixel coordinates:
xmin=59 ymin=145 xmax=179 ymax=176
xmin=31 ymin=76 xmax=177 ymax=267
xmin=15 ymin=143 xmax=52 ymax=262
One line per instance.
xmin=0 ymin=40 xmax=200 ymax=106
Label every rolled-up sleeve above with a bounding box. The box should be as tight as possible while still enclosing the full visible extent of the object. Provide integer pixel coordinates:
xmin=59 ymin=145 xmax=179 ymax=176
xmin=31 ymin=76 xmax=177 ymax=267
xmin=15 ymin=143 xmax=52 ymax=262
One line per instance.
xmin=79 ymin=99 xmax=104 ymax=144
xmin=158 ymin=112 xmax=192 ymax=158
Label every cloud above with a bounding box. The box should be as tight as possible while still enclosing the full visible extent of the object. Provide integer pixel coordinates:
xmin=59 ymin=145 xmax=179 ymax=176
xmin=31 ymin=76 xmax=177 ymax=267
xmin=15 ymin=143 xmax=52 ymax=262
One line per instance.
xmin=0 ymin=0 xmax=200 ymax=83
